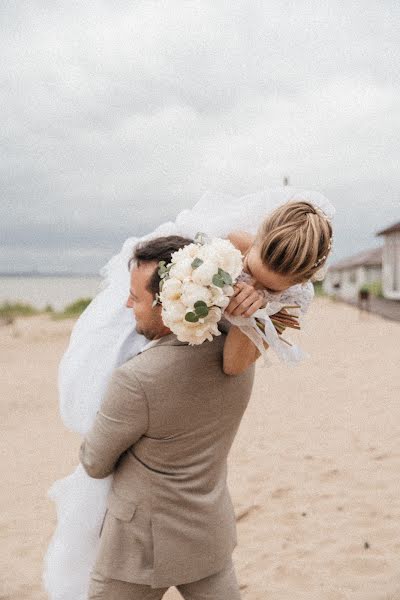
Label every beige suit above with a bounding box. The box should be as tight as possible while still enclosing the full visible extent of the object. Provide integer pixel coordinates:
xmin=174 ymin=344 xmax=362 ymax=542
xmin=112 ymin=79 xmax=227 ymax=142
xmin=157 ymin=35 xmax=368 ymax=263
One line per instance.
xmin=79 ymin=326 xmax=255 ymax=590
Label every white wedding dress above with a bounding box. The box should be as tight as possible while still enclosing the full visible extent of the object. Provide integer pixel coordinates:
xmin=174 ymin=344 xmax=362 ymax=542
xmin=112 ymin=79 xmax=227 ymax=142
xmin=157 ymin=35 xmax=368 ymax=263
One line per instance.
xmin=42 ymin=187 xmax=335 ymax=599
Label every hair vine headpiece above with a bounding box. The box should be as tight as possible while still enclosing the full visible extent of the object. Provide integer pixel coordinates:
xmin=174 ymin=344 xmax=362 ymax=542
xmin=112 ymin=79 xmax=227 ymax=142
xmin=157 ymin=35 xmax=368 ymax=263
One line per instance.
xmin=313 ymin=253 xmax=327 ymax=268
xmin=289 ymin=191 xmax=336 ymax=269
xmin=312 ymin=205 xmax=334 ymax=223
xmin=312 ymin=228 xmax=334 ymax=268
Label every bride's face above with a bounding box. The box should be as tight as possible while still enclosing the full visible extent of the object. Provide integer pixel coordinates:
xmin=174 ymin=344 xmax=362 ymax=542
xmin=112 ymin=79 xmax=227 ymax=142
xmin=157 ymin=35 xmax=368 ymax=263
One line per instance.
xmin=244 ymin=244 xmax=297 ymax=293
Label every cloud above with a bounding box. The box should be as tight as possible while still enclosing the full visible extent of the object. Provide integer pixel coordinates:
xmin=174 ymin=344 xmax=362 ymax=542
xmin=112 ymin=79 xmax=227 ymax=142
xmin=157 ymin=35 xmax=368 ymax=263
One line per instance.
xmin=1 ymin=0 xmax=399 ymax=272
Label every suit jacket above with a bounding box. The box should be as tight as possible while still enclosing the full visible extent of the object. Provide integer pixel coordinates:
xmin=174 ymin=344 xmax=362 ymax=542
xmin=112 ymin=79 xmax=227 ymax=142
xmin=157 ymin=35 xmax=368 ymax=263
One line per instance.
xmin=79 ymin=326 xmax=255 ymax=588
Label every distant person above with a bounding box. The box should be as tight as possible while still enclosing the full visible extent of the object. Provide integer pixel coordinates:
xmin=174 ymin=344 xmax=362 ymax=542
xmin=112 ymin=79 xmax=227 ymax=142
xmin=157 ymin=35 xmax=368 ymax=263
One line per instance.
xmin=43 ymin=188 xmax=335 ymax=599
xmin=358 ymin=287 xmax=370 ymax=313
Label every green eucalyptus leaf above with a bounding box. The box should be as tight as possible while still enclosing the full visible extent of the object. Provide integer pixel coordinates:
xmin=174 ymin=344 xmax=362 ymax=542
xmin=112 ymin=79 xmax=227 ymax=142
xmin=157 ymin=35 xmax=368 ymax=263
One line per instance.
xmin=185 ymin=312 xmax=199 ymax=322
xmin=218 ymin=268 xmax=232 ymax=285
xmin=195 ymin=305 xmax=209 ymax=317
xmin=194 ymin=300 xmax=207 ymax=308
xmin=191 ymin=258 xmax=204 ymax=269
xmin=212 ymin=274 xmax=225 ymax=288
xmin=194 ymin=231 xmax=207 ymax=244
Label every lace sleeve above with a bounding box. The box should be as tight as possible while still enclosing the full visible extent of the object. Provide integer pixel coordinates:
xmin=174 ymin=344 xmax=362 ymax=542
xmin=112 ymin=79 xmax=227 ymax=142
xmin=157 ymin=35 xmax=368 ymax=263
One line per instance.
xmin=277 ymin=281 xmax=315 ymax=316
xmin=224 ymin=272 xmax=314 ymax=366
xmin=236 ymin=271 xmax=315 ymax=317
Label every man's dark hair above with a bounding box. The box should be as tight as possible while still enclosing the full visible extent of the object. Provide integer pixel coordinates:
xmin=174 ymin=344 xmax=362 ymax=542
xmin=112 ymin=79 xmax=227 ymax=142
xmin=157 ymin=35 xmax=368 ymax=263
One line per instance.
xmin=127 ymin=235 xmax=194 ymax=296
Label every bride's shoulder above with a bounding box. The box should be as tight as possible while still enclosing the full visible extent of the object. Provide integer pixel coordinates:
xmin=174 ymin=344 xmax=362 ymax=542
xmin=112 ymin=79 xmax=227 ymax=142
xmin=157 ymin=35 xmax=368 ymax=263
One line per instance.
xmin=226 ymin=230 xmax=254 ymax=253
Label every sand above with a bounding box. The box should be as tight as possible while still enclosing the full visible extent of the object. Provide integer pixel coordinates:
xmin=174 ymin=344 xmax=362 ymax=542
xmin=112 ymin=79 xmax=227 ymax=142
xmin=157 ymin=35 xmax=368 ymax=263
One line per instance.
xmin=1 ymin=298 xmax=400 ymax=600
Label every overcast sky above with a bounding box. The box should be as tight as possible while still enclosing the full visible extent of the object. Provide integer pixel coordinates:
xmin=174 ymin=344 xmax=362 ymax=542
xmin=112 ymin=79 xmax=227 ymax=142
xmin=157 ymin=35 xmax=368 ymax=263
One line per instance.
xmin=1 ymin=1 xmax=399 ymax=273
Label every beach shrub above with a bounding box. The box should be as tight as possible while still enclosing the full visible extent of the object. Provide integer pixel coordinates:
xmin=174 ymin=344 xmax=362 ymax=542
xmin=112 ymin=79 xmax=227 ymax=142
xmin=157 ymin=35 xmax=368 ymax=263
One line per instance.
xmin=0 ymin=299 xmax=93 ymax=324
xmin=63 ymin=297 xmax=92 ymax=314
xmin=0 ymin=301 xmax=39 ymax=320
xmin=313 ymin=281 xmax=326 ymax=296
xmin=52 ymin=297 xmax=93 ymax=319
xmin=359 ymin=281 xmax=383 ymax=298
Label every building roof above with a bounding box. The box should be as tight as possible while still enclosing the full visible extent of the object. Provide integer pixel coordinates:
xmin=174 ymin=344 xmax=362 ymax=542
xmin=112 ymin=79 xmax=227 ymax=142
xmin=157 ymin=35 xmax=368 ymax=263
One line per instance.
xmin=328 ymin=246 xmax=382 ymax=272
xmin=376 ymin=221 xmax=400 ymax=236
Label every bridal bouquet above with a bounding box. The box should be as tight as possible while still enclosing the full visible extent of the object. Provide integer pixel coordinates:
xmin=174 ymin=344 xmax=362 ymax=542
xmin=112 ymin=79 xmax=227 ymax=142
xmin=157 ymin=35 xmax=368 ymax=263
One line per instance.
xmin=154 ymin=231 xmax=305 ymax=363
xmin=154 ymin=232 xmax=243 ymax=344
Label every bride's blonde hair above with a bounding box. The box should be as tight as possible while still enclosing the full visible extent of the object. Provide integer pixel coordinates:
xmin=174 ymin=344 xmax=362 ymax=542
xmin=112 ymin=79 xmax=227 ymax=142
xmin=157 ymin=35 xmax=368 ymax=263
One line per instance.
xmin=254 ymin=200 xmax=333 ymax=283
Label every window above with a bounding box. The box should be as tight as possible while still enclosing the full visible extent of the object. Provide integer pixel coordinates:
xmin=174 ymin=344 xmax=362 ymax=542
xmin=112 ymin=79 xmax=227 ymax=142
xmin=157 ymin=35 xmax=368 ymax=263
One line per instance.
xmin=348 ymin=270 xmax=357 ymax=284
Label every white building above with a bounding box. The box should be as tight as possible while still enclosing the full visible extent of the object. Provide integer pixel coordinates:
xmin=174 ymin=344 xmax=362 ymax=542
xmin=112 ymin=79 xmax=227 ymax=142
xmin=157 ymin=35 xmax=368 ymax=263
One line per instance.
xmin=323 ymin=247 xmax=382 ymax=301
xmin=377 ymin=221 xmax=400 ymax=300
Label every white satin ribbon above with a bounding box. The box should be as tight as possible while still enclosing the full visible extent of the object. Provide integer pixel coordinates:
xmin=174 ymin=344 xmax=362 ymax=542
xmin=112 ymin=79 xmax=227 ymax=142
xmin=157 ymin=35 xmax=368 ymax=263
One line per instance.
xmin=223 ymin=306 xmax=309 ymax=367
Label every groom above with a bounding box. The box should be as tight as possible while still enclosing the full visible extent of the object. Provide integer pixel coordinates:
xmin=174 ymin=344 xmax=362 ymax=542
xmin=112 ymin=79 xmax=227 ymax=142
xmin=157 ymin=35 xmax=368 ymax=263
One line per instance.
xmin=79 ymin=235 xmax=256 ymax=599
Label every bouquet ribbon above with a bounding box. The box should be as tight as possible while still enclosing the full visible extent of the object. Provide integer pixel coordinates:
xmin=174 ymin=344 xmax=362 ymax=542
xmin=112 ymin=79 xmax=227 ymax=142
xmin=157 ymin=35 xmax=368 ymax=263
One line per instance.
xmin=223 ymin=306 xmax=309 ymax=367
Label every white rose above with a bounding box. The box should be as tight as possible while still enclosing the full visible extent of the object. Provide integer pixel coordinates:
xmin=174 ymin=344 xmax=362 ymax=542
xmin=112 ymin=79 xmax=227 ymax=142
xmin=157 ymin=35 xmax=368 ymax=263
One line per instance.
xmin=169 ymin=258 xmax=194 ymax=281
xmin=210 ymin=239 xmax=243 ymax=278
xmin=191 ymin=261 xmax=219 ymax=286
xmin=173 ymin=321 xmax=201 ymax=344
xmin=170 ymin=243 xmax=199 ymax=264
xmin=199 ymin=239 xmax=243 ymax=281
xmin=180 ymin=282 xmax=212 ymax=308
xmin=206 ymin=305 xmax=222 ymax=323
xmin=193 ymin=306 xmax=221 ymax=331
xmin=165 ymin=303 xmax=223 ymax=345
xmin=210 ymin=286 xmax=230 ymax=308
xmin=222 ymin=284 xmax=235 ymax=297
xmin=160 ymin=277 xmax=183 ymax=301
xmin=217 ymin=253 xmax=243 ymax=281
xmin=161 ymin=301 xmax=187 ymax=324
xmin=188 ymin=320 xmax=221 ymax=344
xmin=192 ymin=315 xmax=222 ymax=343
xmin=196 ymin=244 xmax=214 ymax=261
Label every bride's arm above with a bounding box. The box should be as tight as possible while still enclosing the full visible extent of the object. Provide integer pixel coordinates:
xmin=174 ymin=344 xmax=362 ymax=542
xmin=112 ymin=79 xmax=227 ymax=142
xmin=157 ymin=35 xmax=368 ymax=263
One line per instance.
xmin=223 ymin=325 xmax=268 ymax=375
xmin=225 ymin=230 xmax=254 ymax=253
xmin=222 ymin=230 xmax=268 ymax=375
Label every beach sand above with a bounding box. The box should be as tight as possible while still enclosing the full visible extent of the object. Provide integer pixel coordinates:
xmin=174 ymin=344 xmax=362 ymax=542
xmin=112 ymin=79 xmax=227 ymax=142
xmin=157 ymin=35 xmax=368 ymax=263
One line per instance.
xmin=1 ymin=297 xmax=400 ymax=600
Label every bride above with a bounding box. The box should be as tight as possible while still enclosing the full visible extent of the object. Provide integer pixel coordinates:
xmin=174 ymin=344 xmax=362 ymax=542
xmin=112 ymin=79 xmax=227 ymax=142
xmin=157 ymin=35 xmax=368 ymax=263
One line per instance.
xmin=42 ymin=186 xmax=335 ymax=600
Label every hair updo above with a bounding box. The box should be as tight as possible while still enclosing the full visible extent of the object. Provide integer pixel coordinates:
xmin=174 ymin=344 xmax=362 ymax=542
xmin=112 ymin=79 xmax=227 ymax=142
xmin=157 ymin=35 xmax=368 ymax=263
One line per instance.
xmin=254 ymin=200 xmax=333 ymax=284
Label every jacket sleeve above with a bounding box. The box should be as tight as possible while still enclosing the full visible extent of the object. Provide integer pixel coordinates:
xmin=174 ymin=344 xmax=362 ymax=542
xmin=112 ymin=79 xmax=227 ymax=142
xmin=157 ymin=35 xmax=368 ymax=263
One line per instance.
xmin=79 ymin=367 xmax=148 ymax=479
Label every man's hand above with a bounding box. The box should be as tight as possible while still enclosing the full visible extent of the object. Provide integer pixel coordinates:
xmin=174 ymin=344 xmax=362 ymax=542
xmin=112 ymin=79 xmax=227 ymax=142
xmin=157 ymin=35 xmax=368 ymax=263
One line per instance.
xmin=224 ymin=281 xmax=266 ymax=318
xmin=79 ymin=368 xmax=148 ymax=479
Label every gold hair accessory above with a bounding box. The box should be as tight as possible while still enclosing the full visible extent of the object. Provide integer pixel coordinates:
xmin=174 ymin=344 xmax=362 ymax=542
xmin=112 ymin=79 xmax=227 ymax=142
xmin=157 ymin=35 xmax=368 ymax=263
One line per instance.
xmin=313 ymin=233 xmax=334 ymax=267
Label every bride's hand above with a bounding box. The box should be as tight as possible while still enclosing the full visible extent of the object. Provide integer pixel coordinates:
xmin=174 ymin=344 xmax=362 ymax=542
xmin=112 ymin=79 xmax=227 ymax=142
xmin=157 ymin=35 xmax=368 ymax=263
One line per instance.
xmin=224 ymin=281 xmax=266 ymax=318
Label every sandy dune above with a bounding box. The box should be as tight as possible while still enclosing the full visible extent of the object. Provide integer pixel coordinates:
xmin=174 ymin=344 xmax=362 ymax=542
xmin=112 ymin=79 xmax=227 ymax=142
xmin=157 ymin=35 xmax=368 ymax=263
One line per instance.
xmin=1 ymin=298 xmax=400 ymax=599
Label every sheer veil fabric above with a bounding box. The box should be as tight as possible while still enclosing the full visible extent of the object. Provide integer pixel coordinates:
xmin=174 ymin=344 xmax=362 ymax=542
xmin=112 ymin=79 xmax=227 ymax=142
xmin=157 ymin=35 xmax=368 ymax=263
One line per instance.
xmin=42 ymin=187 xmax=335 ymax=599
